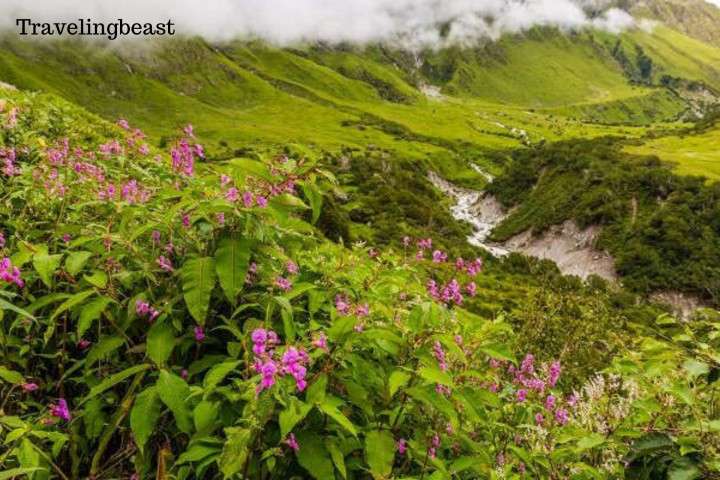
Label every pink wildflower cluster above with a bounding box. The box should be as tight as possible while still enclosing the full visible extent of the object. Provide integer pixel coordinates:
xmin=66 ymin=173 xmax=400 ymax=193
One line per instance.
xmin=169 ymin=125 xmax=204 ymax=177
xmin=334 ymin=294 xmax=370 ymax=318
xmin=275 ymin=276 xmax=292 ymax=292
xmin=0 ymin=257 xmax=23 ymax=287
xmin=433 ymin=341 xmax=448 ymax=372
xmin=1 ymin=147 xmax=19 ymax=176
xmin=490 ymin=355 xmax=571 ymax=427
xmin=251 ymin=328 xmax=310 ymax=395
xmin=0 ymin=104 xmax=19 ymax=130
xmin=135 ymin=300 xmax=159 ymax=322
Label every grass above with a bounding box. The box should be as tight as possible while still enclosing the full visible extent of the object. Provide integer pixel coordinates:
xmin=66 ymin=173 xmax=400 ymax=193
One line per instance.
xmin=0 ymin=26 xmax=707 ymax=184
xmin=625 ymin=126 xmax=720 ymax=180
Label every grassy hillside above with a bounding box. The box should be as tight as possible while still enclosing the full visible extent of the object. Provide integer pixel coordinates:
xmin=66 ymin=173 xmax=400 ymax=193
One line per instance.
xmin=0 ymin=28 xmax=699 ymax=168
xmin=625 ymin=123 xmax=720 ymax=180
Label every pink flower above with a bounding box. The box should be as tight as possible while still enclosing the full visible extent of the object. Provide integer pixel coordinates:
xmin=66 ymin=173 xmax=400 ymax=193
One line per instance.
xmin=217 ymin=212 xmax=225 ymax=225
xmin=403 ymin=236 xmax=411 ymax=246
xmin=182 ymin=214 xmax=191 ymax=229
xmin=275 ymin=276 xmax=292 ymax=292
xmin=181 ymin=369 xmax=188 ymax=379
xmin=355 ymin=303 xmax=369 ymax=317
xmin=243 ymin=192 xmax=254 ymax=208
xmin=433 ymin=342 xmax=448 ymax=372
xmin=535 ymin=413 xmax=544 ymax=425
xmin=77 ymin=339 xmax=91 ymax=351
xmin=548 ymin=361 xmax=561 ymax=388
xmin=397 ymin=439 xmax=407 ymax=455
xmin=285 ymin=261 xmax=298 ymax=275
xmin=23 ymin=383 xmax=38 ymax=392
xmin=281 ymin=347 xmax=308 ymax=391
xmin=568 ymin=395 xmax=577 ymax=408
xmin=516 ymin=389 xmax=527 ymax=403
xmin=152 ymin=230 xmax=161 ymax=245
xmin=50 ymin=398 xmax=72 ymax=421
xmin=417 ymin=238 xmax=432 ymax=250
xmin=454 ymin=335 xmax=463 ymax=346
xmin=466 ymin=282 xmax=477 ymax=297
xmin=157 ymin=256 xmax=173 ymax=271
xmin=285 ymin=433 xmax=299 ymax=452
xmin=194 ymin=326 xmax=205 ymax=342
xmin=335 ymin=294 xmax=351 ymax=316
xmin=184 ymin=124 xmax=195 ymax=138
xmin=546 ymin=395 xmax=556 ymax=411
xmin=256 ymin=196 xmax=267 ymax=208
xmin=135 ymin=300 xmax=159 ymax=322
xmin=312 ymin=333 xmax=327 ymax=350
xmin=432 ymin=250 xmax=447 ymax=263
xmin=555 ymin=408 xmax=569 ymax=426
xmin=0 ymin=258 xmax=24 ymax=287
xmin=118 ymin=119 xmax=130 ymax=130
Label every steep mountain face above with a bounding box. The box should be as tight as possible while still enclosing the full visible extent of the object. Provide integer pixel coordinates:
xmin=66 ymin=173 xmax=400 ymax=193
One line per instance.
xmin=630 ymin=0 xmax=720 ymax=47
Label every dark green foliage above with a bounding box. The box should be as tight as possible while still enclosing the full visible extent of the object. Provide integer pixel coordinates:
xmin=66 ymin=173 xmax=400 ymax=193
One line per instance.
xmin=488 ymin=138 xmax=720 ymax=304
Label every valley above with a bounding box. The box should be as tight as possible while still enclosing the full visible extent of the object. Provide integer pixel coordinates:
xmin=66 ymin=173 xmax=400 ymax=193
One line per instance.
xmin=2 ymin=0 xmax=720 ymax=478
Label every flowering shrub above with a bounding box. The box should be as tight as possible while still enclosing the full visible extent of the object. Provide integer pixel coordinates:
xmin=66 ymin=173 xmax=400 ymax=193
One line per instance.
xmin=0 ymin=91 xmax=717 ymax=479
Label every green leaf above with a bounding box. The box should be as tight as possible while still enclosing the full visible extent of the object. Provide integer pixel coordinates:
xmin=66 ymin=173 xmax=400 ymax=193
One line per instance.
xmin=203 ymin=360 xmax=241 ymax=393
xmin=631 ymin=433 xmax=674 ymax=458
xmin=302 ymin=183 xmax=323 ymax=224
xmin=0 ymin=366 xmax=24 ymax=384
xmin=327 ymin=439 xmax=347 ymax=479
xmin=157 ymin=370 xmax=193 ymax=434
xmin=177 ymin=443 xmax=221 ymax=465
xmin=130 ymin=387 xmax=162 ymax=454
xmin=77 ymin=296 xmax=112 ymax=337
xmin=683 ymin=360 xmax=709 ymax=379
xmin=666 ymin=384 xmax=693 ymax=405
xmin=83 ymin=270 xmax=108 ymax=288
xmin=577 ymin=434 xmax=606 ymax=450
xmin=0 ymin=468 xmax=46 ymax=479
xmin=364 ymin=430 xmax=395 ymax=478
xmin=319 ymin=401 xmax=358 ymax=437
xmin=668 ymin=456 xmax=701 ymax=480
xmin=214 ymin=236 xmax=251 ymax=305
xmin=181 ymin=256 xmax=217 ymax=324
xmin=219 ymin=427 xmax=252 ymax=477
xmin=388 ymin=370 xmax=411 ymax=398
xmin=306 ymin=374 xmax=328 ymax=405
xmin=65 ymin=251 xmax=93 ymax=276
xmin=418 ymin=366 xmax=454 ymax=388
xmin=280 ymin=400 xmax=312 ymax=438
xmin=0 ymin=298 xmax=34 ymax=320
xmin=193 ymin=400 xmax=220 ymax=433
xmin=147 ymin=322 xmax=175 ymax=367
xmin=51 ymin=290 xmax=95 ymax=320
xmin=296 ymin=431 xmax=335 ymax=480
xmin=86 ymin=336 xmax=124 ymax=366
xmin=85 ymin=364 xmax=150 ymax=401
xmin=33 ymin=251 xmax=63 ymax=288
xmin=480 ymin=343 xmax=516 ymax=364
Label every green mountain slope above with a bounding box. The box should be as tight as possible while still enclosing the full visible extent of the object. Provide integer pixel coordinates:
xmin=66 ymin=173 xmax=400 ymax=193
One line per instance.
xmin=0 ymin=24 xmax=710 ymax=161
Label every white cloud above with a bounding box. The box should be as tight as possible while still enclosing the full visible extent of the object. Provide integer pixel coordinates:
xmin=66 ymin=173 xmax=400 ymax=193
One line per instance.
xmin=0 ymin=0 xmax=637 ymax=47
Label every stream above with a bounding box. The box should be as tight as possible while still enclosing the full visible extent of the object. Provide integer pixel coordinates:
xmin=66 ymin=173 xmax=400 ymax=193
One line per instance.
xmin=427 ymin=169 xmax=510 ymax=257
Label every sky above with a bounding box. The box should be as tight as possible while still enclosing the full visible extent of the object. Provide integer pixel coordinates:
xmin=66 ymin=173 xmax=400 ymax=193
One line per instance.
xmin=0 ymin=0 xmax=638 ymax=47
